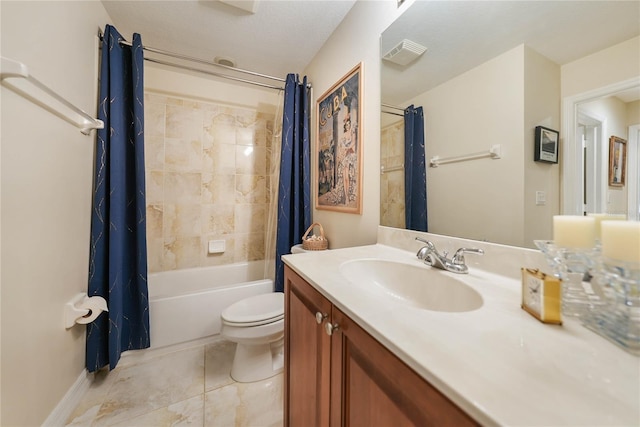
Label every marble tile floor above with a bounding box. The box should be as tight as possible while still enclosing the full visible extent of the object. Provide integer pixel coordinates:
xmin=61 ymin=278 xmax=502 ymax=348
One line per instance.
xmin=65 ymin=338 xmax=283 ymax=427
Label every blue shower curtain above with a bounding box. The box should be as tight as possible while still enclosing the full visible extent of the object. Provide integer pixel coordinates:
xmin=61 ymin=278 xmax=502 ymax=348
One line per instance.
xmin=404 ymin=105 xmax=428 ymax=232
xmin=275 ymin=75 xmax=311 ymax=292
xmin=86 ymin=25 xmax=149 ymax=372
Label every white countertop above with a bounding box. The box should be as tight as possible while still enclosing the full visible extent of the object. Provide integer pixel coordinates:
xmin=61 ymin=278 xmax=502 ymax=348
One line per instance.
xmin=282 ymin=242 xmax=640 ymax=426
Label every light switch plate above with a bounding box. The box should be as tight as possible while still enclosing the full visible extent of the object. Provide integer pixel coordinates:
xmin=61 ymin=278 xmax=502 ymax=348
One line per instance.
xmin=535 ymin=191 xmax=546 ymax=206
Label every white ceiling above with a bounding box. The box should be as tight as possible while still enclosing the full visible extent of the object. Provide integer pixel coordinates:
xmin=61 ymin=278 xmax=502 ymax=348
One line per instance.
xmin=100 ymin=0 xmax=357 ymax=82
xmin=100 ymin=1 xmax=639 ymax=100
xmin=382 ymin=1 xmax=640 ymax=106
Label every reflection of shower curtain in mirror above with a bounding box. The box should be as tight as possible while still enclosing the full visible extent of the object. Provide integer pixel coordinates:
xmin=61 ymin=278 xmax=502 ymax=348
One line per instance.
xmin=404 ymin=105 xmax=427 ymax=232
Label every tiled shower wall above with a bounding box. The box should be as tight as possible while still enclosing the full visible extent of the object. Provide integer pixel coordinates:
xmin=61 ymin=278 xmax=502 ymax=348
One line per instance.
xmin=144 ymin=92 xmax=275 ymax=273
xmin=380 ymin=120 xmax=405 ymax=229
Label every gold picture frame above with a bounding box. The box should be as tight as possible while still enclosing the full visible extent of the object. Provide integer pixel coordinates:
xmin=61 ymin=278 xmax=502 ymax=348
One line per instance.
xmin=608 ymin=136 xmax=627 ymax=187
xmin=315 ymin=63 xmax=363 ymax=214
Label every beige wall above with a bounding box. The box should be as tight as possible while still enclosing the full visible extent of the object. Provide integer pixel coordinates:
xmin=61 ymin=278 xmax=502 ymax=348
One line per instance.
xmin=304 ymin=0 xmax=411 ymax=249
xmin=1 ymin=1 xmax=111 ymax=425
xmin=404 ymin=46 xmax=528 ymax=246
xmin=524 ymin=46 xmax=561 ymax=247
xmin=561 ymin=36 xmax=640 ymax=99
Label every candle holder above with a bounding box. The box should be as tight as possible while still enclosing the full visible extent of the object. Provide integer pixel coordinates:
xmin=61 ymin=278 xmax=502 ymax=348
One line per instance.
xmin=534 ymin=240 xmax=605 ymax=318
xmin=583 ymin=259 xmax=640 ymax=356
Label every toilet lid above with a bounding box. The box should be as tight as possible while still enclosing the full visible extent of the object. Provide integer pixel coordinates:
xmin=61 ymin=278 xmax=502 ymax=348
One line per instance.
xmin=221 ymin=292 xmax=284 ymax=325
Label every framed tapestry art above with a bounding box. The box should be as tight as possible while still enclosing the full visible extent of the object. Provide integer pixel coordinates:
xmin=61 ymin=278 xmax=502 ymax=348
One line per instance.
xmin=315 ymin=63 xmax=363 ymax=214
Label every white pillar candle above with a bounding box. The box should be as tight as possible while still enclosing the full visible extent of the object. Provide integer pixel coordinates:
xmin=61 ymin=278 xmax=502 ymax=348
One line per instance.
xmin=586 ymin=213 xmax=627 ymax=240
xmin=553 ymin=215 xmax=596 ymax=249
xmin=600 ymin=220 xmax=640 ymax=264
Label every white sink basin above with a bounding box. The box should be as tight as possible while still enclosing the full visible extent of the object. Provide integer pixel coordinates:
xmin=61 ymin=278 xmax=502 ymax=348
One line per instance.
xmin=339 ymin=259 xmax=483 ymax=312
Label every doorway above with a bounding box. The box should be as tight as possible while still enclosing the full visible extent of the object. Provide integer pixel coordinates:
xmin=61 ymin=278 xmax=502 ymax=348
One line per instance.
xmin=576 ymin=111 xmax=604 ymax=215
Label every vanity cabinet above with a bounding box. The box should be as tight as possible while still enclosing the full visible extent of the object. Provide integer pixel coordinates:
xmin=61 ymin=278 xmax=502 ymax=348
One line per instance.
xmin=284 ymin=265 xmax=478 ymax=427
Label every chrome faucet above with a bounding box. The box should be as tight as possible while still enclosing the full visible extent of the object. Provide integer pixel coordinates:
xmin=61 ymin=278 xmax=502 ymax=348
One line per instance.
xmin=415 ymin=237 xmax=483 ymax=274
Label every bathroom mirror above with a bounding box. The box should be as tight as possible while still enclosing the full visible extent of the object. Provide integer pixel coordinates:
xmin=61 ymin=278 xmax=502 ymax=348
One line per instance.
xmin=380 ymin=1 xmax=640 ymax=248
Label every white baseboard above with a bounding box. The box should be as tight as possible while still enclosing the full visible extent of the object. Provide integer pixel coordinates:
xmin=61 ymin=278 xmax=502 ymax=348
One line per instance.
xmin=42 ymin=369 xmax=92 ymax=427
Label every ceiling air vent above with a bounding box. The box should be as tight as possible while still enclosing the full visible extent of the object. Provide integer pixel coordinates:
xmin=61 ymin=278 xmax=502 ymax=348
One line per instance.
xmin=383 ymin=39 xmax=427 ymax=66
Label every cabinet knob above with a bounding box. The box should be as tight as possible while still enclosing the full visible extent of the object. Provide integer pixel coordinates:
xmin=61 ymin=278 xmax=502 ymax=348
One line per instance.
xmin=315 ymin=312 xmax=328 ymax=325
xmin=325 ymin=322 xmax=339 ymax=336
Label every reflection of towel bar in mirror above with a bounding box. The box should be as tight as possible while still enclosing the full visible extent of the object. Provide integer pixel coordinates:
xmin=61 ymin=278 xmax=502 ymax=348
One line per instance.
xmin=430 ymin=144 xmax=501 ymax=168
xmin=380 ymin=163 xmax=404 ymax=174
xmin=1 ymin=56 xmax=104 ymax=135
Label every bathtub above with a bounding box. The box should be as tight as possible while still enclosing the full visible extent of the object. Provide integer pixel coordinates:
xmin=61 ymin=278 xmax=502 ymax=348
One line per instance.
xmin=148 ymin=261 xmax=274 ymax=349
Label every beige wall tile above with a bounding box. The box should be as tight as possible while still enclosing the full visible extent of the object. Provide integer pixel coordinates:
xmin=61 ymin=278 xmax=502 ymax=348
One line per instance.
xmin=206 ymin=123 xmax=236 ymax=145
xmin=164 ymin=237 xmax=201 ymax=270
xmin=166 ymin=105 xmax=204 ymax=141
xmin=145 ymin=92 xmax=275 ymax=272
xmin=236 ymin=127 xmax=255 ymax=146
xmin=165 ymin=138 xmax=203 ymax=172
xmin=163 ymin=204 xmax=202 ymax=237
xmin=235 ymin=108 xmax=257 ymax=127
xmin=145 ymin=102 xmax=166 ymax=138
xmin=145 ymin=136 xmax=165 ymax=172
xmin=235 ymin=175 xmax=266 ymax=204
xmin=201 ymin=204 xmax=235 ymax=235
xmin=147 ymin=237 xmax=164 ymax=273
xmin=236 ymin=145 xmax=266 ymax=175
xmin=203 ymin=143 xmax=235 ymax=174
xmin=145 ymin=93 xmax=169 ymax=105
xmin=202 ymin=174 xmax=235 ymax=204
xmin=146 ymin=204 xmax=163 ymax=239
xmin=164 ymin=172 xmax=202 ymax=204
xmin=234 ymin=203 xmax=267 ymax=234
xmin=387 ymin=172 xmax=404 ymax=205
xmin=146 ymin=171 xmax=164 ymax=205
xmin=234 ymin=232 xmax=265 ymax=263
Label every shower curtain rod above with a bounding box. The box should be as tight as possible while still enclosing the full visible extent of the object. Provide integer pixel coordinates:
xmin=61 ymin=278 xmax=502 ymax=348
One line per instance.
xmin=97 ymin=30 xmax=309 ymax=91
xmin=381 ymin=103 xmax=405 ymax=111
xmin=146 ymin=58 xmax=284 ymax=90
xmin=381 ymin=110 xmax=403 ymax=117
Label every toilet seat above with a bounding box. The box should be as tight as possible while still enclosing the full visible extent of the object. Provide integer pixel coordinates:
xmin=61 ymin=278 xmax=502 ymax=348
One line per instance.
xmin=222 ymin=313 xmax=284 ymax=327
xmin=221 ymin=292 xmax=284 ymax=326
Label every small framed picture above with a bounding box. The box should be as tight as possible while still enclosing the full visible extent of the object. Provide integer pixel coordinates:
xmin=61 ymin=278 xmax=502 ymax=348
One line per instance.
xmin=608 ymin=136 xmax=627 ymax=187
xmin=534 ymin=126 xmax=559 ymax=164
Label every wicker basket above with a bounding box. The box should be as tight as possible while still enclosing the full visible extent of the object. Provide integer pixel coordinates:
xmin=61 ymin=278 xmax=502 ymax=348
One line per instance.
xmin=301 ymin=222 xmax=329 ymax=251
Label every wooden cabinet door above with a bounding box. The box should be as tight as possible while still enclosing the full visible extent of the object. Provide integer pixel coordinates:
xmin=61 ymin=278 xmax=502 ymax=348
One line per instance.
xmin=330 ymin=307 xmax=478 ymax=427
xmin=284 ymin=266 xmax=332 ymax=427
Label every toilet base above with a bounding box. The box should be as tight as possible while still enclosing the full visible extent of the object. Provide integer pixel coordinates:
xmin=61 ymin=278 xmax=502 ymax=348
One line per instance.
xmin=230 ymin=338 xmax=284 ymax=383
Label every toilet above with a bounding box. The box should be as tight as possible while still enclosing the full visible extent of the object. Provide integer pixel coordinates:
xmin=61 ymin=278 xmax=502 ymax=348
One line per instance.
xmin=220 ymin=292 xmax=285 ymax=383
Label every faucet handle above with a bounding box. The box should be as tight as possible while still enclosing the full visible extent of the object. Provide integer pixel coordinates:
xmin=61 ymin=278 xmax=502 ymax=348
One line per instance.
xmin=415 ymin=237 xmax=432 ymax=246
xmin=415 ymin=237 xmax=436 ymax=260
xmin=452 ymin=248 xmax=484 ymax=265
